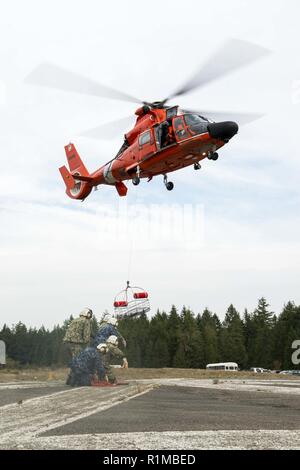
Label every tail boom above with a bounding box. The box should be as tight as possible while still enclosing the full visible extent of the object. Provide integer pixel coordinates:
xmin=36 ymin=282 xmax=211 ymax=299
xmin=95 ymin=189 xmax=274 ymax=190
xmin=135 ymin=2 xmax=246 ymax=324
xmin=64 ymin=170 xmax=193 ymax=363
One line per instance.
xmin=59 ymin=142 xmax=129 ymax=200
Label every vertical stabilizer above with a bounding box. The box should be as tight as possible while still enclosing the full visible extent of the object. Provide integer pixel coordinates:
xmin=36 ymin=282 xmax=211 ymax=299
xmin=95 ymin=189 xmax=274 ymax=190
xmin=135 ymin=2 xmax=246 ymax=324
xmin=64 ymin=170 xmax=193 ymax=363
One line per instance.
xmin=64 ymin=143 xmax=89 ymax=175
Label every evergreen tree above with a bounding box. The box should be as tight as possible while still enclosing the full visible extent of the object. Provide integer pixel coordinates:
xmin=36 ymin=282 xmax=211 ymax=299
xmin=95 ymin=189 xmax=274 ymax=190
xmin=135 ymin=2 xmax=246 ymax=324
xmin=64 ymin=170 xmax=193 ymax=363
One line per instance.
xmin=243 ymin=309 xmax=256 ymax=368
xmin=1 ymin=300 xmax=299 ymax=371
xmin=145 ymin=311 xmax=169 ymax=367
xmin=273 ymin=302 xmax=300 ymax=369
xmin=220 ymin=305 xmax=247 ymax=368
xmin=250 ymin=298 xmax=274 ymax=368
xmin=173 ymin=335 xmax=188 ymax=368
xmin=199 ymin=309 xmax=219 ymax=365
xmin=180 ymin=307 xmax=204 ymax=368
xmin=9 ymin=323 xmax=30 ymax=364
xmin=167 ymin=305 xmax=181 ymax=367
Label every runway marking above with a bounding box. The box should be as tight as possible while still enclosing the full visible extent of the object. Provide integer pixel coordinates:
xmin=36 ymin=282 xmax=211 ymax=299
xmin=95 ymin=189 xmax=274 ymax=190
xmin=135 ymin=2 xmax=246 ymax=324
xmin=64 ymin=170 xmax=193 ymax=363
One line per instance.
xmin=137 ymin=378 xmax=300 ymax=395
xmin=0 ymin=386 xmax=77 ymax=411
xmin=3 ymin=430 xmax=300 ymax=450
xmin=0 ymin=381 xmax=64 ymax=390
xmin=0 ymin=383 xmax=153 ymax=446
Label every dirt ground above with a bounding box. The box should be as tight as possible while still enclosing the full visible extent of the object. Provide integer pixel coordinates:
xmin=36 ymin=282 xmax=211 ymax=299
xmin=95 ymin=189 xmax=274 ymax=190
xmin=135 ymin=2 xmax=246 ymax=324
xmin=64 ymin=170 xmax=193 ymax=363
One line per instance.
xmin=0 ymin=366 xmax=296 ymax=383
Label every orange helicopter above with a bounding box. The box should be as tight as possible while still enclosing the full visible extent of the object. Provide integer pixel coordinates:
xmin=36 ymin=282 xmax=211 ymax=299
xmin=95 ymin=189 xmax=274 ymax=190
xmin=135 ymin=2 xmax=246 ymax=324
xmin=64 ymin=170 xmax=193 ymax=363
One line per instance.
xmin=26 ymin=39 xmax=270 ymax=199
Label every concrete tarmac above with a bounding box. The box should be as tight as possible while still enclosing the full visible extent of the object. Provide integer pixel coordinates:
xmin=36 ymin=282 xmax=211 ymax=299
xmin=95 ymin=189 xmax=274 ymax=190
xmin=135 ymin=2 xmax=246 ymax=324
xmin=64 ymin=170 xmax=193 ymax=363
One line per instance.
xmin=0 ymin=383 xmax=68 ymax=407
xmin=1 ymin=378 xmax=300 ymax=449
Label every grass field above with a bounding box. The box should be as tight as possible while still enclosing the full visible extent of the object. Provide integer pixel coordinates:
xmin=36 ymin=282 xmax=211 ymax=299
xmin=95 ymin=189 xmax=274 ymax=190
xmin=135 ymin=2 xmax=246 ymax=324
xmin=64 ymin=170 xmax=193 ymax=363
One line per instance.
xmin=0 ymin=366 xmax=297 ymax=383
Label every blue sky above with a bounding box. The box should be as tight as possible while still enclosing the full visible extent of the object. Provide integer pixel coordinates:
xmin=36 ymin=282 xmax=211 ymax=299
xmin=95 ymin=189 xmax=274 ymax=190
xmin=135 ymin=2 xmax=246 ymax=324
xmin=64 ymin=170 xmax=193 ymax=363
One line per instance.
xmin=0 ymin=0 xmax=300 ymax=327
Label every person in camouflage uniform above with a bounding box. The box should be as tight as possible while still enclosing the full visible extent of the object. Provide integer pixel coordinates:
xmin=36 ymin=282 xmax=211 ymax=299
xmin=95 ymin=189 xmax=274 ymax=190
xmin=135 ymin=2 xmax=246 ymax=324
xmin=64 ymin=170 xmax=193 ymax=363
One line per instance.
xmin=63 ymin=308 xmax=93 ymax=358
xmin=92 ymin=314 xmax=126 ymax=349
xmin=98 ymin=335 xmax=128 ymax=384
xmin=67 ymin=346 xmax=106 ymax=386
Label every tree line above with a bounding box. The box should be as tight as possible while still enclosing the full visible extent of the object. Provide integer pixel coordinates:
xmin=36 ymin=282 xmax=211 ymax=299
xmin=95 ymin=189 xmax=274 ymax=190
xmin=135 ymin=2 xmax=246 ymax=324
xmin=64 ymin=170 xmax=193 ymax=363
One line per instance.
xmin=1 ymin=298 xmax=300 ymax=370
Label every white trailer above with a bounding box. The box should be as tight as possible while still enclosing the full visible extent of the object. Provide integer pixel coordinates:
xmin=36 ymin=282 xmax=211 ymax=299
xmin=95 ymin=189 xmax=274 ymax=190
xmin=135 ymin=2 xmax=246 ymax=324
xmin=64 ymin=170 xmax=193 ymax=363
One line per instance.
xmin=206 ymin=362 xmax=238 ymax=371
xmin=0 ymin=340 xmax=6 ymax=367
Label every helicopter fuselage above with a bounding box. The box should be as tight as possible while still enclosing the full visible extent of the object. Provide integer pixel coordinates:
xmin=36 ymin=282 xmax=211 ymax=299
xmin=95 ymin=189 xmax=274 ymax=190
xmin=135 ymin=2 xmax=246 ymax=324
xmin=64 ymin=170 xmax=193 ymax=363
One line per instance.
xmin=60 ymin=106 xmax=238 ymax=199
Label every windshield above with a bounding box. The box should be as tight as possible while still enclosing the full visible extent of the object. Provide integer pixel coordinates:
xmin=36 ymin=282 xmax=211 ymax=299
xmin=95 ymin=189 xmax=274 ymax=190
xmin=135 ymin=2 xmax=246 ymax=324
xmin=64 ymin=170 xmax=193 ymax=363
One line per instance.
xmin=182 ymin=114 xmax=209 ymax=136
xmin=184 ymin=114 xmax=209 ymax=125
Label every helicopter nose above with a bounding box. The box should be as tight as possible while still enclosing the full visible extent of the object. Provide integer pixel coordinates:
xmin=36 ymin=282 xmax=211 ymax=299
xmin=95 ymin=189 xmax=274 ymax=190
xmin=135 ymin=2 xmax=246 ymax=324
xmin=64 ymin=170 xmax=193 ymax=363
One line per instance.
xmin=208 ymin=121 xmax=239 ymax=140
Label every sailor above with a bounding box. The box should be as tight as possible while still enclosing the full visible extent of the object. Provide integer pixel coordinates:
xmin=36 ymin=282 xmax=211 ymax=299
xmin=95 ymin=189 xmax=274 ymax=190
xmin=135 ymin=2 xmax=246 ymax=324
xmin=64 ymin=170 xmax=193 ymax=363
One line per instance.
xmin=92 ymin=314 xmax=126 ymax=349
xmin=67 ymin=345 xmax=106 ymax=386
xmin=63 ymin=308 xmax=93 ymax=358
xmin=99 ymin=335 xmax=128 ymax=384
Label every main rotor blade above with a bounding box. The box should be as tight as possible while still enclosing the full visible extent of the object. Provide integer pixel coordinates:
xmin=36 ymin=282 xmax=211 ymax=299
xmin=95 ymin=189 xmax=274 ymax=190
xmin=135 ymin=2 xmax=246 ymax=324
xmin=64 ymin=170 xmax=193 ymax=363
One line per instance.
xmin=80 ymin=115 xmax=135 ymax=140
xmin=25 ymin=63 xmax=142 ymax=104
xmin=182 ymin=108 xmax=264 ymax=125
xmin=166 ymin=39 xmax=271 ymax=101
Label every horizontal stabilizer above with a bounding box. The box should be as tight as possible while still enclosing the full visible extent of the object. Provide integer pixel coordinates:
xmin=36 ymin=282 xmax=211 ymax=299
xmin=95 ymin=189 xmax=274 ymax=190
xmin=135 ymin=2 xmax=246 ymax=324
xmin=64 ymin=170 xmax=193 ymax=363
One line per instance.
xmin=59 ymin=165 xmax=75 ymax=190
xmin=71 ymin=174 xmax=93 ymax=182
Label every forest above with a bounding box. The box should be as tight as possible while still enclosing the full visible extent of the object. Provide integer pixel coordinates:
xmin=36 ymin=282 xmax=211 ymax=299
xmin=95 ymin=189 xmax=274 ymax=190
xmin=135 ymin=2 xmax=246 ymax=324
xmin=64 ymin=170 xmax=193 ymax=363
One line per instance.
xmin=1 ymin=298 xmax=300 ymax=370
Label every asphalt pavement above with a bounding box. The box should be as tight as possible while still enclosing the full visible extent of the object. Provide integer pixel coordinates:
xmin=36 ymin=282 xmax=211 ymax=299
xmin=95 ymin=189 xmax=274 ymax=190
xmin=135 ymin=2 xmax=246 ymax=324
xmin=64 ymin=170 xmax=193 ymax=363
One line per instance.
xmin=1 ymin=378 xmax=300 ymax=449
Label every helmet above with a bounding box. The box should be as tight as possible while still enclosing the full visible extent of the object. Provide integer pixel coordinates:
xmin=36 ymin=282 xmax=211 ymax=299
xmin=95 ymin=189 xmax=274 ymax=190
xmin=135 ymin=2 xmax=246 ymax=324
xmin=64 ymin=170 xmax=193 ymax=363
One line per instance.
xmin=105 ymin=315 xmax=118 ymax=326
xmin=97 ymin=343 xmax=108 ymax=353
xmin=107 ymin=335 xmax=118 ymax=346
xmin=101 ymin=311 xmax=110 ymax=322
xmin=80 ymin=308 xmax=93 ymax=319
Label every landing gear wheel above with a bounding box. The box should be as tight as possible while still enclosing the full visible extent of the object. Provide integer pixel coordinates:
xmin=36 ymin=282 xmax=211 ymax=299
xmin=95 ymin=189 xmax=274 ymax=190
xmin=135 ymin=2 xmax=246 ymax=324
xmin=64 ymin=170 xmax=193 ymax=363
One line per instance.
xmin=132 ymin=176 xmax=140 ymax=186
xmin=163 ymin=175 xmax=174 ymax=191
xmin=194 ymin=163 xmax=201 ymax=170
xmin=211 ymin=152 xmax=219 ymax=161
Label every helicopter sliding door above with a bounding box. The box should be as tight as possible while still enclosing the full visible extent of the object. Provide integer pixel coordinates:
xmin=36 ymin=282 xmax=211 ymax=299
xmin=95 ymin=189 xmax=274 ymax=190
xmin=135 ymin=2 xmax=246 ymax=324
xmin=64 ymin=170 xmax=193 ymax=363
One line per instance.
xmin=138 ymin=129 xmax=156 ymax=160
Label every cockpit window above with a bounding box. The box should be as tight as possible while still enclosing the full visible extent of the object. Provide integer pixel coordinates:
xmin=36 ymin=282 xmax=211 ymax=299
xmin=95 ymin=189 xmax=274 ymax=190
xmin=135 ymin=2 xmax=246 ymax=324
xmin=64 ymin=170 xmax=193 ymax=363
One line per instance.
xmin=184 ymin=114 xmax=209 ymax=126
xmin=139 ymin=130 xmax=151 ymax=146
xmin=166 ymin=106 xmax=178 ymax=120
xmin=183 ymin=114 xmax=209 ymax=136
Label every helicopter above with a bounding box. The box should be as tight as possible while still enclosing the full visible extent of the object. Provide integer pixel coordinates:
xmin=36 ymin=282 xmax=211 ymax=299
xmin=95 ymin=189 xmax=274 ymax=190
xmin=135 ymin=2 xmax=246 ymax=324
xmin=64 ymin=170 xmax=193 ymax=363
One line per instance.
xmin=25 ymin=39 xmax=270 ymax=199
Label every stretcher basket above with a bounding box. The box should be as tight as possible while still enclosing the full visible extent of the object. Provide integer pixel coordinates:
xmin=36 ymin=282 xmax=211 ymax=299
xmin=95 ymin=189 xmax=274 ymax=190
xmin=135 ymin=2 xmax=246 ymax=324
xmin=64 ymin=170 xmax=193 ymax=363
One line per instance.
xmin=114 ymin=281 xmax=150 ymax=319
